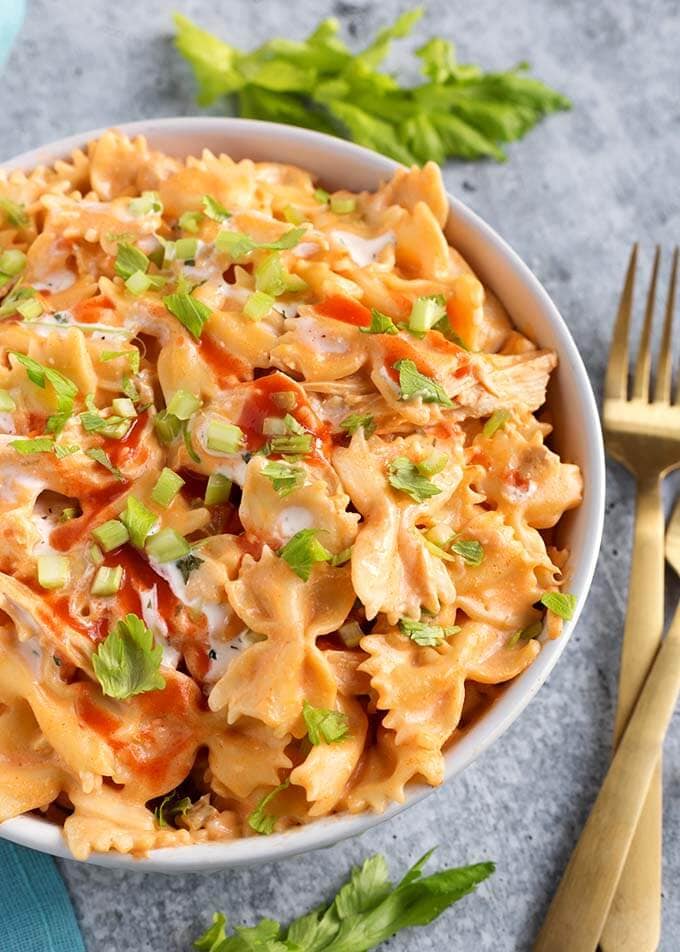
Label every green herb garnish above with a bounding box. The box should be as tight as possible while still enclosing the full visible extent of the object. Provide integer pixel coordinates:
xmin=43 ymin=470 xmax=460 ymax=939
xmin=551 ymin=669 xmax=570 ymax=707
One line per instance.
xmin=92 ymin=612 xmax=165 ymax=700
xmin=174 ymin=9 xmax=569 ymax=164
xmin=302 ymin=700 xmax=350 ymax=745
xmin=193 ymin=848 xmax=494 ymax=949
xmin=387 ymin=456 xmax=442 ymax=504
xmin=399 ymin=617 xmax=460 ymax=647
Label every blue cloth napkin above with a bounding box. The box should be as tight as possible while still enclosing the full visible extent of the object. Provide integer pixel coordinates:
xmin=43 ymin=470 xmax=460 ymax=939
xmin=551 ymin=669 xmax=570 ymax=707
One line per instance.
xmin=0 ymin=841 xmax=85 ymax=952
xmin=0 ymin=0 xmax=25 ymax=68
xmin=0 ymin=5 xmax=85 ymax=952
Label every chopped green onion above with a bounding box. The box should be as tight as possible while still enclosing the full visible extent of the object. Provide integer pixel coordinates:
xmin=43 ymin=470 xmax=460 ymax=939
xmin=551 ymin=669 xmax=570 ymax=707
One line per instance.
xmin=91 ymin=565 xmax=123 ymax=597
xmin=166 ymin=390 xmax=201 ymax=420
xmin=178 ymin=210 xmax=202 ymax=233
xmin=84 ymin=447 xmax=122 ymax=479
xmin=37 ymin=554 xmax=70 ymax=590
xmin=9 ymin=436 xmax=54 ymax=454
xmin=243 ymin=290 xmax=275 ymax=321
xmin=202 ymin=195 xmax=231 ymax=222
xmin=0 ymin=197 xmax=28 ymax=227
xmin=0 ymin=286 xmax=37 ymax=318
xmin=408 ymin=295 xmax=447 ymax=335
xmin=128 ymin=191 xmax=162 ymax=216
xmin=151 ymin=468 xmax=185 ymax=507
xmin=338 ymin=621 xmax=363 ymax=647
xmin=204 ymin=472 xmax=232 ymax=506
xmin=154 ymin=410 xmax=182 ymax=444
xmin=115 ymin=242 xmax=149 ymax=282
xmin=174 ymin=237 xmax=198 ymax=261
xmin=284 ymin=273 xmax=308 ymax=294
xmin=111 ymin=397 xmax=137 ymax=419
xmin=0 ymin=249 xmax=26 ymax=276
xmin=0 ymin=389 xmax=15 ymax=412
xmin=483 ymin=409 xmax=510 ymax=438
xmin=16 ymin=297 xmax=43 ymax=320
xmin=269 ymin=433 xmax=312 ymax=456
xmin=206 ymin=418 xmax=244 ymax=454
xmin=330 ymin=195 xmax=356 ymax=215
xmin=254 ymin=253 xmax=287 ymax=297
xmin=125 ymin=270 xmax=153 ymax=295
xmin=314 ymin=188 xmax=330 ymax=204
xmin=416 ymin=453 xmax=448 ymax=477
xmin=146 ymin=527 xmax=190 ymax=563
xmin=261 ymin=459 xmax=304 ymax=497
xmin=92 ymin=519 xmax=129 ymax=553
xmin=120 ymin=496 xmax=157 ymax=548
xmin=282 ymin=205 xmax=304 ymax=225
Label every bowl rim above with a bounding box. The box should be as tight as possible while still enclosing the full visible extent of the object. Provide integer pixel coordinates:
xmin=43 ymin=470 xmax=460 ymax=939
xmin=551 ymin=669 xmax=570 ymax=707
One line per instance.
xmin=0 ymin=116 xmax=605 ymax=872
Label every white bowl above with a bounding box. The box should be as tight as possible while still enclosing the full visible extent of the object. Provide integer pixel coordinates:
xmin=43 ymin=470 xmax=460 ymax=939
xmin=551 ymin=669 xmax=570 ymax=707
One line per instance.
xmin=0 ymin=118 xmax=605 ymax=872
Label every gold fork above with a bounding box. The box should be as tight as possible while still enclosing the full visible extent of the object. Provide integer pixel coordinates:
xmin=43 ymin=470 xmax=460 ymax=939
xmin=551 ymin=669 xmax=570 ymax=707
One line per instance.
xmin=534 ymin=498 xmax=680 ymax=951
xmin=598 ymin=245 xmax=679 ymax=951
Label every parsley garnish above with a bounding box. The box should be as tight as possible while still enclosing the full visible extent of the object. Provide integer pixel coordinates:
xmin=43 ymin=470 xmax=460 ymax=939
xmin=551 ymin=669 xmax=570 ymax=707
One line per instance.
xmin=193 ymin=848 xmax=494 ymax=948
xmin=339 ymin=412 xmax=376 ymax=437
xmin=540 ymin=592 xmax=577 ymax=620
xmin=451 ymin=538 xmax=484 ymax=566
xmin=163 ymin=291 xmax=212 ymax=339
xmin=261 ymin=459 xmax=304 ymax=496
xmin=395 ymin=358 xmax=453 ymax=407
xmin=85 ymin=447 xmax=123 ymax=480
xmin=279 ymin=528 xmax=331 ymax=581
xmin=387 ymin=456 xmax=442 ymax=504
xmin=10 ymin=351 xmax=78 ymax=434
xmin=215 ymin=226 xmax=305 ymax=259
xmin=399 ymin=617 xmax=460 ymax=647
xmin=154 ymin=791 xmax=192 ymax=828
xmin=247 ymin=779 xmax=290 ymax=835
xmin=359 ymin=308 xmax=399 ymax=335
xmin=302 ymin=700 xmax=350 ymax=745
xmin=92 ymin=613 xmax=165 ymax=700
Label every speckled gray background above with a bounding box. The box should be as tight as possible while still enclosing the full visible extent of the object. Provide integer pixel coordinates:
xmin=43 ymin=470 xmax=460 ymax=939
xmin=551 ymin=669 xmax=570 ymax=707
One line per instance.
xmin=2 ymin=1 xmax=680 ymax=949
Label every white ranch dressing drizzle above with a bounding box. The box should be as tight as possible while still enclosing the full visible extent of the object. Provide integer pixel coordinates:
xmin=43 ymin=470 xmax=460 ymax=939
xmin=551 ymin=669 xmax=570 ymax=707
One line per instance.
xmin=274 ymin=505 xmax=315 ymax=541
xmin=294 ymin=316 xmax=349 ymax=355
xmin=330 ymin=230 xmax=395 ymax=267
xmin=139 ymin=585 xmax=180 ymax=668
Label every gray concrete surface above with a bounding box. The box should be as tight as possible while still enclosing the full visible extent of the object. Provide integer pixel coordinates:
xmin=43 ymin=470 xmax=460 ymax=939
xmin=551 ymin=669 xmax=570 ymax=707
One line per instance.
xmin=1 ymin=0 xmax=680 ymax=949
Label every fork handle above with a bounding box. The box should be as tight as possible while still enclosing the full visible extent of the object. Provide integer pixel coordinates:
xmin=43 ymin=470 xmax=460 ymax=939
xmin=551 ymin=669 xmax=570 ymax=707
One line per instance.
xmin=600 ymin=475 xmax=664 ymax=951
xmin=533 ymin=599 xmax=680 ymax=952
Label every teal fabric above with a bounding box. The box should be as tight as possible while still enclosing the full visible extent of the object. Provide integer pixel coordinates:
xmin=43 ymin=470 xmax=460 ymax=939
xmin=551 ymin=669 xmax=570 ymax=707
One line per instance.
xmin=0 ymin=5 xmax=84 ymax=952
xmin=0 ymin=841 xmax=85 ymax=952
xmin=0 ymin=0 xmax=25 ymax=68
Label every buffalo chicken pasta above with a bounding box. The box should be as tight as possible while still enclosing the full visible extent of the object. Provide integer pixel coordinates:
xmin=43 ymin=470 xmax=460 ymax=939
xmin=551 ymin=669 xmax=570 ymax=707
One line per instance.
xmin=0 ymin=132 xmax=582 ymax=858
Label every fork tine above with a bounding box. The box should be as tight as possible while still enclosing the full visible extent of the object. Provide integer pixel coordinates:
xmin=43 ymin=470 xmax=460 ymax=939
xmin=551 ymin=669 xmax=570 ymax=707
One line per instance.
xmin=605 ymin=244 xmax=638 ymax=401
xmin=632 ymin=246 xmax=661 ymax=401
xmin=655 ymin=247 xmax=678 ymax=403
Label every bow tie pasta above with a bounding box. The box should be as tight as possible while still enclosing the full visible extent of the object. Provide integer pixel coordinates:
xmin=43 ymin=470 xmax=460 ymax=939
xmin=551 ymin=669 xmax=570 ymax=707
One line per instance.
xmin=0 ymin=131 xmax=582 ymax=858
